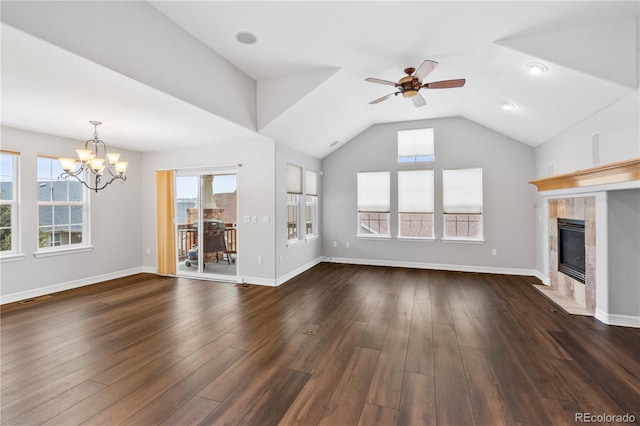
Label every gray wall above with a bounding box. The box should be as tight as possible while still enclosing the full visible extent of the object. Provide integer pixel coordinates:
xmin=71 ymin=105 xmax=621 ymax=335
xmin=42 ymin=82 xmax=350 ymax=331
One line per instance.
xmin=607 ymin=189 xmax=640 ymax=318
xmin=321 ymin=117 xmax=536 ymax=272
xmin=275 ymin=143 xmax=322 ymax=281
xmin=0 ymin=126 xmax=143 ymax=300
xmin=141 ymin=139 xmax=277 ymax=284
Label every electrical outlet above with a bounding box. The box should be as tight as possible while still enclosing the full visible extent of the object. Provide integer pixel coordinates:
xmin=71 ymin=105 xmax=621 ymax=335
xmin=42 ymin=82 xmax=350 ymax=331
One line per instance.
xmin=346 ymin=242 xmax=350 ymax=248
xmin=333 ymin=241 xmax=337 ymax=247
xmin=145 ymin=248 xmax=150 ymax=255
xmin=492 ymin=249 xmax=498 ymax=256
xmin=278 ymin=255 xmax=283 ymax=263
xmin=258 ymin=256 xmax=263 ymax=264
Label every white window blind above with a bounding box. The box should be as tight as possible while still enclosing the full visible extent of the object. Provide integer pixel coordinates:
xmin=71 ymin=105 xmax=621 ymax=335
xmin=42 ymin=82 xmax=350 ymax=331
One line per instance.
xmin=305 ymin=170 xmax=318 ymax=196
xmin=398 ymin=128 xmax=434 ymax=162
xmin=357 ymin=171 xmax=390 ymax=212
xmin=287 ymin=164 xmax=302 ymax=194
xmin=443 ymin=168 xmax=483 ymax=214
xmin=398 ymin=170 xmax=434 ymax=213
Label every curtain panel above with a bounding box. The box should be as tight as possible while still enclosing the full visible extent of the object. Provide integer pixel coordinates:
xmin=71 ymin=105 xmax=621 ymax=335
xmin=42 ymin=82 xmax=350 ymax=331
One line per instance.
xmin=155 ymin=170 xmax=176 ymax=275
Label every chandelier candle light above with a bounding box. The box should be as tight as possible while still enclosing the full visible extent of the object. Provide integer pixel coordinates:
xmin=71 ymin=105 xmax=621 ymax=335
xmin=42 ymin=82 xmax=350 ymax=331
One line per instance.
xmin=58 ymin=121 xmax=128 ymax=192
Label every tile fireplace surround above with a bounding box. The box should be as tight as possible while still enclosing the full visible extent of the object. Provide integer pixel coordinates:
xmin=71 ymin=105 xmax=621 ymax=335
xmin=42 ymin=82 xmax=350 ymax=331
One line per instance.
xmin=548 ymin=197 xmax=596 ymax=313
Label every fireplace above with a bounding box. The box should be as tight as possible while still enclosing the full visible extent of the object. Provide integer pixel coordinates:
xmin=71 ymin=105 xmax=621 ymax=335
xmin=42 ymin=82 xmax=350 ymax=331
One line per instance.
xmin=558 ymin=218 xmax=586 ymax=284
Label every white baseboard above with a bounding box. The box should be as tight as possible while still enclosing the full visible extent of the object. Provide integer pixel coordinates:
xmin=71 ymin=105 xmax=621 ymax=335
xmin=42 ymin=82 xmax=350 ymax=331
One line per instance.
xmin=595 ymin=309 xmax=640 ymax=328
xmin=239 ymin=276 xmax=277 ymax=287
xmin=325 ymin=256 xmax=537 ymax=277
xmin=0 ymin=267 xmax=147 ymax=305
xmin=276 ymin=257 xmax=324 ymax=286
xmin=534 ymin=271 xmax=550 ymax=285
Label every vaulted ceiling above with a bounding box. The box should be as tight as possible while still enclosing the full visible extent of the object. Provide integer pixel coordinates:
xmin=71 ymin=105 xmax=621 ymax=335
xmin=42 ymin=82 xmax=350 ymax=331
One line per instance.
xmin=1 ymin=1 xmax=638 ymax=159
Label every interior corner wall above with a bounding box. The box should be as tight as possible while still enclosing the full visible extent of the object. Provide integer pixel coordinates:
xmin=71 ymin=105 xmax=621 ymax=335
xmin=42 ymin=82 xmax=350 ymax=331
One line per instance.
xmin=0 ymin=126 xmax=144 ymax=301
xmin=141 ymin=140 xmax=277 ymax=284
xmin=607 ymin=188 xmax=640 ymax=318
xmin=274 ymin=142 xmax=322 ymax=282
xmin=320 ymin=117 xmax=536 ymax=272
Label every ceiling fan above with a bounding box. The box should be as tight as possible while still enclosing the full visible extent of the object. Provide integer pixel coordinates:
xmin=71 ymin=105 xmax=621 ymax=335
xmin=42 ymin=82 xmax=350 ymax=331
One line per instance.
xmin=365 ymin=60 xmax=465 ymax=107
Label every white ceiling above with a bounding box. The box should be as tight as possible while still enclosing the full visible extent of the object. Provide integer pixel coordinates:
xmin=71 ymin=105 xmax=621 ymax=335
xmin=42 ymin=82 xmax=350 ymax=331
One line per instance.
xmin=2 ymin=1 xmax=638 ymax=159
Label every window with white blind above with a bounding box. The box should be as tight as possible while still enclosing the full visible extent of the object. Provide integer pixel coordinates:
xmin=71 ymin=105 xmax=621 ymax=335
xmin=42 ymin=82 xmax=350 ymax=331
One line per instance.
xmin=37 ymin=155 xmax=89 ymax=251
xmin=442 ymin=168 xmax=483 ymax=241
xmin=305 ymin=170 xmax=318 ymax=238
xmin=287 ymin=164 xmax=302 ymax=242
xmin=1 ymin=151 xmax=19 ymax=256
xmin=398 ymin=170 xmax=434 ymax=238
xmin=398 ymin=128 xmax=434 ymax=163
xmin=357 ymin=171 xmax=390 ymax=238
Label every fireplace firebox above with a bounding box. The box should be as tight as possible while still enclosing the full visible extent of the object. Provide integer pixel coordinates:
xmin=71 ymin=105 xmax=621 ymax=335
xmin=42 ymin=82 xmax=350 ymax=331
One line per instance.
xmin=558 ymin=218 xmax=586 ymax=283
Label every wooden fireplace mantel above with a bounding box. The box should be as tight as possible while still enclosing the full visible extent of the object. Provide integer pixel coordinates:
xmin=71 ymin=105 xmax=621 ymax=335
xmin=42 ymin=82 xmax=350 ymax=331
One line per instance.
xmin=529 ymin=158 xmax=640 ymax=192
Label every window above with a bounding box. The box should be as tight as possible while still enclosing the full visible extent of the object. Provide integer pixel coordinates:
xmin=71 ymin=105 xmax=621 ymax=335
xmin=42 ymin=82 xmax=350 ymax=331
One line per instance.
xmin=305 ymin=170 xmax=318 ymax=238
xmin=287 ymin=164 xmax=302 ymax=242
xmin=37 ymin=156 xmax=88 ymax=251
xmin=398 ymin=128 xmax=434 ymax=163
xmin=1 ymin=151 xmax=19 ymax=255
xmin=443 ymin=168 xmax=483 ymax=240
xmin=398 ymin=170 xmax=434 ymax=238
xmin=357 ymin=171 xmax=390 ymax=237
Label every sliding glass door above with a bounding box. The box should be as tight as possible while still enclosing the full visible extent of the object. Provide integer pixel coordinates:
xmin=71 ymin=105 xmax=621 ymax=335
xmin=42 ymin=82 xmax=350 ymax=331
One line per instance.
xmin=175 ymin=172 xmax=237 ymax=280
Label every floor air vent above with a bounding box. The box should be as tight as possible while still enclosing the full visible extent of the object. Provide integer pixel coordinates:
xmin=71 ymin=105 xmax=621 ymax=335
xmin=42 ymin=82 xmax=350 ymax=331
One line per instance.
xmin=235 ymin=284 xmax=252 ymax=289
xmin=18 ymin=295 xmax=53 ymax=304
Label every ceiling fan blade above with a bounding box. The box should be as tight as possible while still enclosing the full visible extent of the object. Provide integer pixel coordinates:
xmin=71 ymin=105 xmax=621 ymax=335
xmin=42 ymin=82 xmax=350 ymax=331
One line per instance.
xmin=411 ymin=93 xmax=426 ymax=108
xmin=413 ymin=60 xmax=439 ymax=81
xmin=365 ymin=77 xmax=398 ymax=87
xmin=369 ymin=92 xmax=397 ymax=104
xmin=423 ymin=78 xmax=466 ymax=89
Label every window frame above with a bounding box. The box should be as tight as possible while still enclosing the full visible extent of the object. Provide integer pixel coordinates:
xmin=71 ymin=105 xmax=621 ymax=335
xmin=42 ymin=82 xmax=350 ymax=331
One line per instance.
xmin=1 ymin=151 xmax=21 ymax=259
xmin=397 ymin=169 xmax=435 ymax=240
xmin=357 ymin=171 xmax=391 ymax=239
xmin=397 ymin=128 xmax=435 ymax=163
xmin=442 ymin=168 xmax=484 ymax=242
xmin=36 ymin=155 xmax=92 ymax=256
xmin=305 ymin=169 xmax=319 ymax=240
xmin=286 ymin=164 xmax=303 ymax=244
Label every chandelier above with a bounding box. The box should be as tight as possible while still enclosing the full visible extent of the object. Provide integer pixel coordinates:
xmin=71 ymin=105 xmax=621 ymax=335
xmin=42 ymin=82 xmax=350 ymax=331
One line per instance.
xmin=58 ymin=121 xmax=128 ymax=192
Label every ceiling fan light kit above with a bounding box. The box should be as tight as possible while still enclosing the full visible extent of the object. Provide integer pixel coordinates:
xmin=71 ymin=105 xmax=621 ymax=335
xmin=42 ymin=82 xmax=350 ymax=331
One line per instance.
xmin=365 ymin=59 xmax=465 ymax=107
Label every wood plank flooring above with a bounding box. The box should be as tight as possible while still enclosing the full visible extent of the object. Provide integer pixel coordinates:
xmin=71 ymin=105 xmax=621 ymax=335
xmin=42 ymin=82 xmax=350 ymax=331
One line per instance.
xmin=2 ymin=263 xmax=639 ymax=425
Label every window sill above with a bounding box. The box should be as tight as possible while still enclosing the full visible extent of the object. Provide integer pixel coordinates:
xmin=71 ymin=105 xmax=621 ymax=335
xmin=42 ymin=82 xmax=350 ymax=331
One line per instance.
xmin=286 ymin=239 xmax=304 ymax=248
xmin=34 ymin=246 xmax=94 ymax=258
xmin=441 ymin=238 xmax=485 ymax=244
xmin=397 ymin=237 xmax=436 ymax=242
xmin=305 ymin=234 xmax=320 ymax=242
xmin=357 ymin=235 xmax=392 ymax=240
xmin=1 ymin=253 xmax=26 ymax=263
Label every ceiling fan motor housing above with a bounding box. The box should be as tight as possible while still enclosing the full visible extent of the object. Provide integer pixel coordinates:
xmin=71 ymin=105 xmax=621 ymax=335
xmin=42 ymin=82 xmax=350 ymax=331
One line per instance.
xmin=398 ymin=75 xmax=421 ymax=97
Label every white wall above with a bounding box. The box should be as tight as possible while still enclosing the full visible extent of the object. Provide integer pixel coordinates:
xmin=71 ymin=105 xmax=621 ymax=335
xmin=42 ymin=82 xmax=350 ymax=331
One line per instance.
xmin=141 ymin=140 xmax=277 ymax=284
xmin=1 ymin=1 xmax=257 ymax=131
xmin=0 ymin=126 xmax=144 ymax=302
xmin=275 ymin=143 xmax=322 ymax=282
xmin=534 ymin=91 xmax=640 ymax=178
xmin=321 ymin=117 xmax=536 ymax=273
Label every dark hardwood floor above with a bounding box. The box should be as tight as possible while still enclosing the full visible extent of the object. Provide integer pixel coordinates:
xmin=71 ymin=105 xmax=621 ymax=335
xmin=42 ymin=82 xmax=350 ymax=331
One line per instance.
xmin=1 ymin=263 xmax=639 ymax=425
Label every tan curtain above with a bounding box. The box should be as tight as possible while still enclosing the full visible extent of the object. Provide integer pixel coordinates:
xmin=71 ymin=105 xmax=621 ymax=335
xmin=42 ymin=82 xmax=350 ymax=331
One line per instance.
xmin=156 ymin=170 xmax=176 ymax=275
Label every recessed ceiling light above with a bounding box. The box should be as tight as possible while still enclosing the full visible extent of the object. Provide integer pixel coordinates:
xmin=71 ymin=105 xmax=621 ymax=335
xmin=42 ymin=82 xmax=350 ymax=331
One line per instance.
xmin=501 ymin=101 xmax=516 ymax=111
xmin=236 ymin=31 xmax=257 ymax=45
xmin=527 ymin=62 xmax=548 ymax=75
